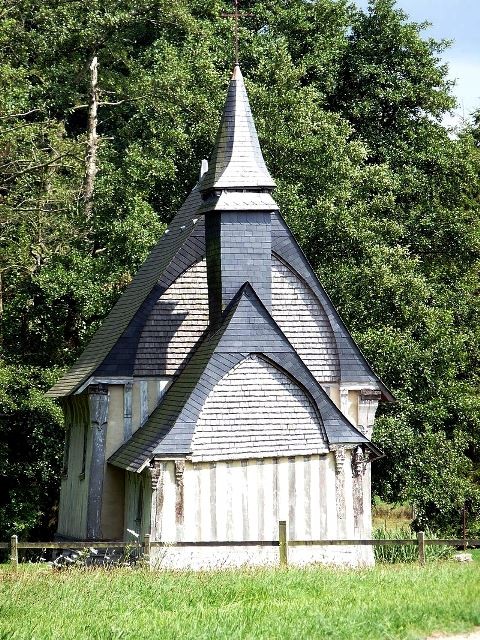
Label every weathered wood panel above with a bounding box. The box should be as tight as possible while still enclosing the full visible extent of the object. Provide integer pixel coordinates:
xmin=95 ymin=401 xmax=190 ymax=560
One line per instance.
xmin=124 ymin=470 xmax=151 ymax=541
xmin=57 ymin=396 xmax=90 ymax=539
xmin=149 ymin=453 xmax=375 ymax=567
xmin=152 ymin=454 xmax=348 ymax=544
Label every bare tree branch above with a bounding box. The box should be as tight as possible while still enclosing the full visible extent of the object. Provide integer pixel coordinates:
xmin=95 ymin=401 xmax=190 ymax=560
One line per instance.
xmin=3 ymin=152 xmax=75 ymax=183
xmin=84 ymin=56 xmax=99 ymax=221
xmin=0 ymin=109 xmax=42 ymax=120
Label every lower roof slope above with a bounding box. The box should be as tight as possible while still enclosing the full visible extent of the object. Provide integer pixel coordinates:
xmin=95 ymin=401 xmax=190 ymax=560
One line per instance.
xmin=47 ymin=185 xmax=203 ymax=397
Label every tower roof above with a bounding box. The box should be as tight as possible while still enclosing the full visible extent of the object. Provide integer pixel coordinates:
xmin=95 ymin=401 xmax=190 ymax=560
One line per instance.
xmin=200 ymin=65 xmax=275 ymax=192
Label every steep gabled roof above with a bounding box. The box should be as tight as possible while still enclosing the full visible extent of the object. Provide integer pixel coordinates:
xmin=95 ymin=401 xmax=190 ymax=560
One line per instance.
xmin=200 ymin=65 xmax=275 ymax=192
xmin=109 ymin=284 xmax=376 ymax=473
xmin=48 ymin=63 xmax=393 ymax=403
xmin=271 ymin=211 xmax=394 ymax=401
xmin=47 ymin=186 xmax=204 ymax=397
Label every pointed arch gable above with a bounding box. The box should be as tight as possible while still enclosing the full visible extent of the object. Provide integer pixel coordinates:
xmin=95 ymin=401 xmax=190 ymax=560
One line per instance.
xmin=190 ymin=354 xmax=328 ymax=461
xmin=109 ymin=284 xmax=374 ymax=473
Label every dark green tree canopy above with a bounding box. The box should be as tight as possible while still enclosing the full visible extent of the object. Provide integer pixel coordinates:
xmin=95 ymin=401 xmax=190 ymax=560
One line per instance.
xmin=1 ymin=0 xmax=479 ymax=538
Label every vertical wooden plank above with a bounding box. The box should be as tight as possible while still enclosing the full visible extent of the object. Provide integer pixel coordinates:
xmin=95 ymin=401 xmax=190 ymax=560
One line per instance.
xmin=303 ymin=456 xmax=311 ymax=539
xmin=86 ymin=384 xmax=109 ymax=540
xmin=288 ymin=457 xmax=296 ymax=540
xmin=182 ymin=462 xmax=194 ymax=542
xmin=278 ymin=457 xmax=288 ymax=524
xmin=215 ymin=462 xmax=227 ymax=541
xmin=272 ymin=458 xmax=279 ymax=534
xmin=140 ymin=381 xmax=149 ymax=426
xmin=209 ymin=462 xmax=217 ymax=540
xmin=241 ymin=460 xmax=248 ymax=540
xmin=247 ymin=460 xmax=258 ymax=540
xmin=161 ymin=462 xmax=176 ymax=542
xmin=343 ymin=449 xmax=354 ymax=538
xmin=263 ymin=459 xmax=274 ymax=541
xmin=194 ymin=463 xmax=202 ymax=542
xmin=10 ymin=535 xmax=18 ymax=569
xmin=417 ymin=531 xmax=425 ymax=565
xmin=310 ymin=455 xmax=321 ymax=540
xmin=257 ymin=459 xmax=265 ymax=541
xmin=279 ymin=520 xmax=288 ymax=567
xmin=199 ymin=462 xmax=211 ymax=540
xmin=123 ymin=382 xmax=133 ymax=441
xmin=231 ymin=461 xmax=242 ymax=539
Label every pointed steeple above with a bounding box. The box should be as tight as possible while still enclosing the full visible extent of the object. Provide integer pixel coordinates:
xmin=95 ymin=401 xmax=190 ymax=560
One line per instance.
xmin=201 ymin=65 xmax=275 ymax=192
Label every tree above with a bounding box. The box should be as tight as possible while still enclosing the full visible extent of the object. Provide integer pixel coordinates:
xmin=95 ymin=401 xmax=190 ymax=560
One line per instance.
xmin=0 ymin=0 xmax=479 ymax=537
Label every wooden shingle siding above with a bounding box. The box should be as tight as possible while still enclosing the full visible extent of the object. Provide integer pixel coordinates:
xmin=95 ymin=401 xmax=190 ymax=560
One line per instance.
xmin=134 ymin=260 xmax=209 ymax=376
xmin=271 ymin=257 xmax=340 ymax=384
xmin=191 ymin=355 xmax=328 ymax=461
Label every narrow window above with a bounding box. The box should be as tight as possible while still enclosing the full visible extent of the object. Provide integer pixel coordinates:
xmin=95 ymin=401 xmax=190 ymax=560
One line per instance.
xmin=135 ymin=480 xmax=143 ymax=532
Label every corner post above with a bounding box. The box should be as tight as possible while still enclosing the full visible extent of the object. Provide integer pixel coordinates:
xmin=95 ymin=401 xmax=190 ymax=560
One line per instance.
xmin=86 ymin=384 xmax=109 ymax=539
xmin=143 ymin=533 xmax=151 ymax=565
xmin=279 ymin=520 xmax=288 ymax=567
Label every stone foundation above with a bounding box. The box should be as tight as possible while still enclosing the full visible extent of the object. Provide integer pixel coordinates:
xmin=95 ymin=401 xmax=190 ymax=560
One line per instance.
xmin=150 ymin=544 xmax=374 ymax=570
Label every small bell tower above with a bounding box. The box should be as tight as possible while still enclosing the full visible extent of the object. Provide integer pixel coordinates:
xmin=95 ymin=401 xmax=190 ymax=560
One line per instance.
xmin=200 ymin=65 xmax=278 ymax=325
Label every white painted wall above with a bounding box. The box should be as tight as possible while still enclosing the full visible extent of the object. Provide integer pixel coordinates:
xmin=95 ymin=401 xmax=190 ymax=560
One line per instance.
xmin=149 ymin=453 xmax=372 ymax=569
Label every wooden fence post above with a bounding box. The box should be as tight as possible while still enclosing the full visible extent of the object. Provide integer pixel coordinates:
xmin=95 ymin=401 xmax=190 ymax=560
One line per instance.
xmin=10 ymin=535 xmax=18 ymax=569
xmin=143 ymin=534 xmax=151 ymax=565
xmin=279 ymin=520 xmax=288 ymax=567
xmin=417 ymin=531 xmax=425 ymax=565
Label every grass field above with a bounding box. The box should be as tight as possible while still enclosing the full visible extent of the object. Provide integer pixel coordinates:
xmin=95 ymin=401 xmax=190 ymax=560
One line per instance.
xmin=1 ymin=561 xmax=479 ymax=640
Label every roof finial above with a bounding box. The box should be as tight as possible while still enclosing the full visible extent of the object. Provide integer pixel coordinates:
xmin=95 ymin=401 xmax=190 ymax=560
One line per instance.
xmin=220 ymin=0 xmax=253 ymax=66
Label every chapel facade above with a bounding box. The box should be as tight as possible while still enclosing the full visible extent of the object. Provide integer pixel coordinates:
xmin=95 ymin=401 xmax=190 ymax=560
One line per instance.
xmin=48 ymin=65 xmax=393 ymax=567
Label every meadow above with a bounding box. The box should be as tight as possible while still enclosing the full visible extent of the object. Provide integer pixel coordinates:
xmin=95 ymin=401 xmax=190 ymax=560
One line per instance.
xmin=1 ymin=560 xmax=479 ymax=640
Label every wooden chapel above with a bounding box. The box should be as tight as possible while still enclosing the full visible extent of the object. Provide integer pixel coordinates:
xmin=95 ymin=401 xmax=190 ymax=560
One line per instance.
xmin=48 ymin=65 xmax=393 ymax=567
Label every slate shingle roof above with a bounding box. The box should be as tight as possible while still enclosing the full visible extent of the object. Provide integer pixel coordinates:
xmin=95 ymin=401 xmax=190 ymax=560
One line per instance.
xmin=200 ymin=65 xmax=276 ymax=192
xmin=109 ymin=284 xmax=380 ymax=472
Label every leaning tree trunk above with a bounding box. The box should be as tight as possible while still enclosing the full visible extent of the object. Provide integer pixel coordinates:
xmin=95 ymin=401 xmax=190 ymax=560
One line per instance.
xmin=84 ymin=56 xmax=99 ymax=221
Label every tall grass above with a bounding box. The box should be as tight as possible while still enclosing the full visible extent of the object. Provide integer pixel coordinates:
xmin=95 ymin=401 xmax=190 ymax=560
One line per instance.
xmin=373 ymin=527 xmax=452 ymax=563
xmin=1 ymin=562 xmax=479 ymax=640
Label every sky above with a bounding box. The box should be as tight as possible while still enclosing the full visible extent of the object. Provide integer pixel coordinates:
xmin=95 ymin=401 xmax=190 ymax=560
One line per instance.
xmin=355 ymin=0 xmax=480 ymax=128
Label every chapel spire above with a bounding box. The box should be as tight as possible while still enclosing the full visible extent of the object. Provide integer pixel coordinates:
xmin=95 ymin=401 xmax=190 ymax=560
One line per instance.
xmin=200 ymin=65 xmax=275 ymax=193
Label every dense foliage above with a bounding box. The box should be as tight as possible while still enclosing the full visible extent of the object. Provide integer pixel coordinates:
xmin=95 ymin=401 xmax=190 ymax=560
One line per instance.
xmin=1 ymin=0 xmax=479 ymax=538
